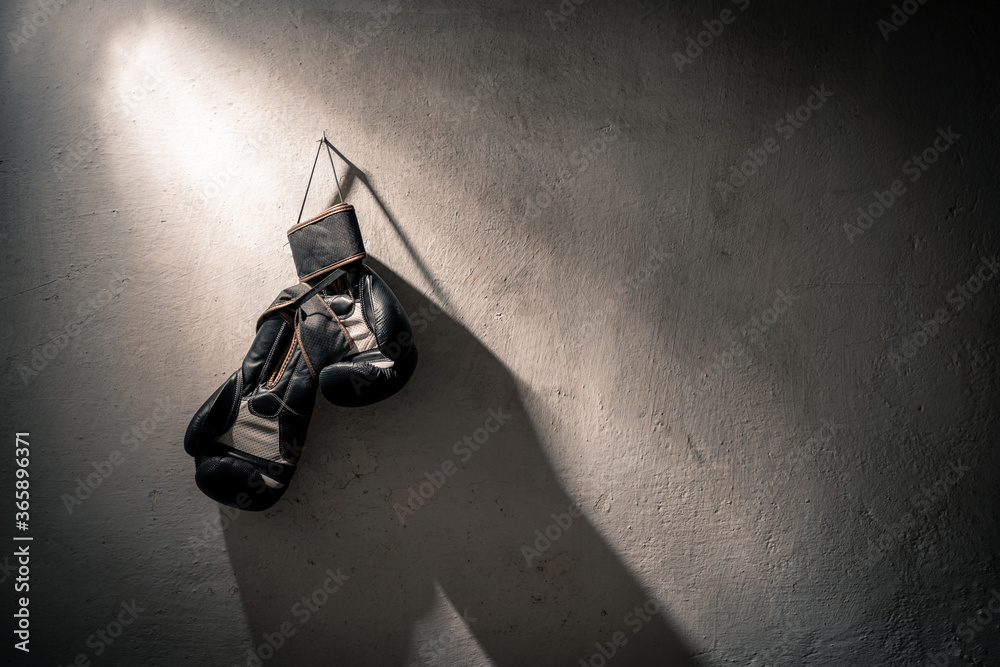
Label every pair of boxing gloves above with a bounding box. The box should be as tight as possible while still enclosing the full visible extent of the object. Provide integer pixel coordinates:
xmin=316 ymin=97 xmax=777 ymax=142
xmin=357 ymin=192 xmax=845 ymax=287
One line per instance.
xmin=184 ymin=203 xmax=418 ymax=511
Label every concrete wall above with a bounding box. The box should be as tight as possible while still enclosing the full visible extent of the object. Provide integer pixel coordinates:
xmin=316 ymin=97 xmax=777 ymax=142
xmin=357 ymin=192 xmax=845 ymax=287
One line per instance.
xmin=1 ymin=0 xmax=997 ymax=665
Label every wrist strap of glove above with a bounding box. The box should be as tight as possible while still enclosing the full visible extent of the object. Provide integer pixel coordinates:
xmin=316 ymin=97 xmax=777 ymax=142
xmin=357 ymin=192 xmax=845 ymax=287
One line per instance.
xmin=255 ymin=268 xmax=346 ymax=330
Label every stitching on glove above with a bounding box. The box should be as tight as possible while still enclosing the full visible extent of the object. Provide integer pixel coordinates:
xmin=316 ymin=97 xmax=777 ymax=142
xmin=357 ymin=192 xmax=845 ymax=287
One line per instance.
xmin=280 ymin=355 xmax=303 ymax=408
xmin=260 ymin=321 xmax=286 ymax=383
xmin=298 ymin=253 xmax=366 ymax=284
xmin=259 ymin=297 xmax=307 ymax=323
xmin=227 ymin=370 xmax=243 ymax=432
xmin=318 ymin=295 xmax=354 ymax=350
xmin=295 ymin=319 xmax=316 ymax=381
xmin=286 ymin=201 xmax=354 ymax=233
xmin=266 ymin=333 xmax=297 ymax=389
xmin=270 ymin=390 xmax=306 ymax=418
xmin=360 ymin=273 xmax=375 ymax=339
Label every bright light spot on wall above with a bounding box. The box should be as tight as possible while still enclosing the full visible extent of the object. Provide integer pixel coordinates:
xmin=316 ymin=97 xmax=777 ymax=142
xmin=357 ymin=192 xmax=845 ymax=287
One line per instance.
xmin=97 ymin=10 xmax=304 ymax=264
xmin=110 ymin=31 xmax=242 ymax=186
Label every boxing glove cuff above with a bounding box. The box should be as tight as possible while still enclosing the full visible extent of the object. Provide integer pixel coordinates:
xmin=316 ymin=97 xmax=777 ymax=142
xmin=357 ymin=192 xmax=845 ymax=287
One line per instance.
xmin=287 ymin=202 xmax=366 ymax=282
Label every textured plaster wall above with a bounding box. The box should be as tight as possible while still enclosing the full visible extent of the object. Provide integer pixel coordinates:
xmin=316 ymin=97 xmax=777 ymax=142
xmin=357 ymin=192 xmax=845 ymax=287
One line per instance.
xmin=1 ymin=0 xmax=998 ymax=665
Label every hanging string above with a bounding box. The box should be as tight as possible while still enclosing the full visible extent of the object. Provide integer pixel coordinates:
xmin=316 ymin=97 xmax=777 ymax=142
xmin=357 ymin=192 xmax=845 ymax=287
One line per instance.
xmin=297 ymin=138 xmax=324 ymax=226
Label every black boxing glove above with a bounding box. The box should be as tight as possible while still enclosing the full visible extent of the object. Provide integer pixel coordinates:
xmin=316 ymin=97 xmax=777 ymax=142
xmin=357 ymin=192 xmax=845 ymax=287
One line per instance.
xmin=317 ymin=263 xmax=419 ymax=407
xmin=287 ymin=202 xmax=418 ymax=407
xmin=184 ymin=203 xmax=417 ymax=510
